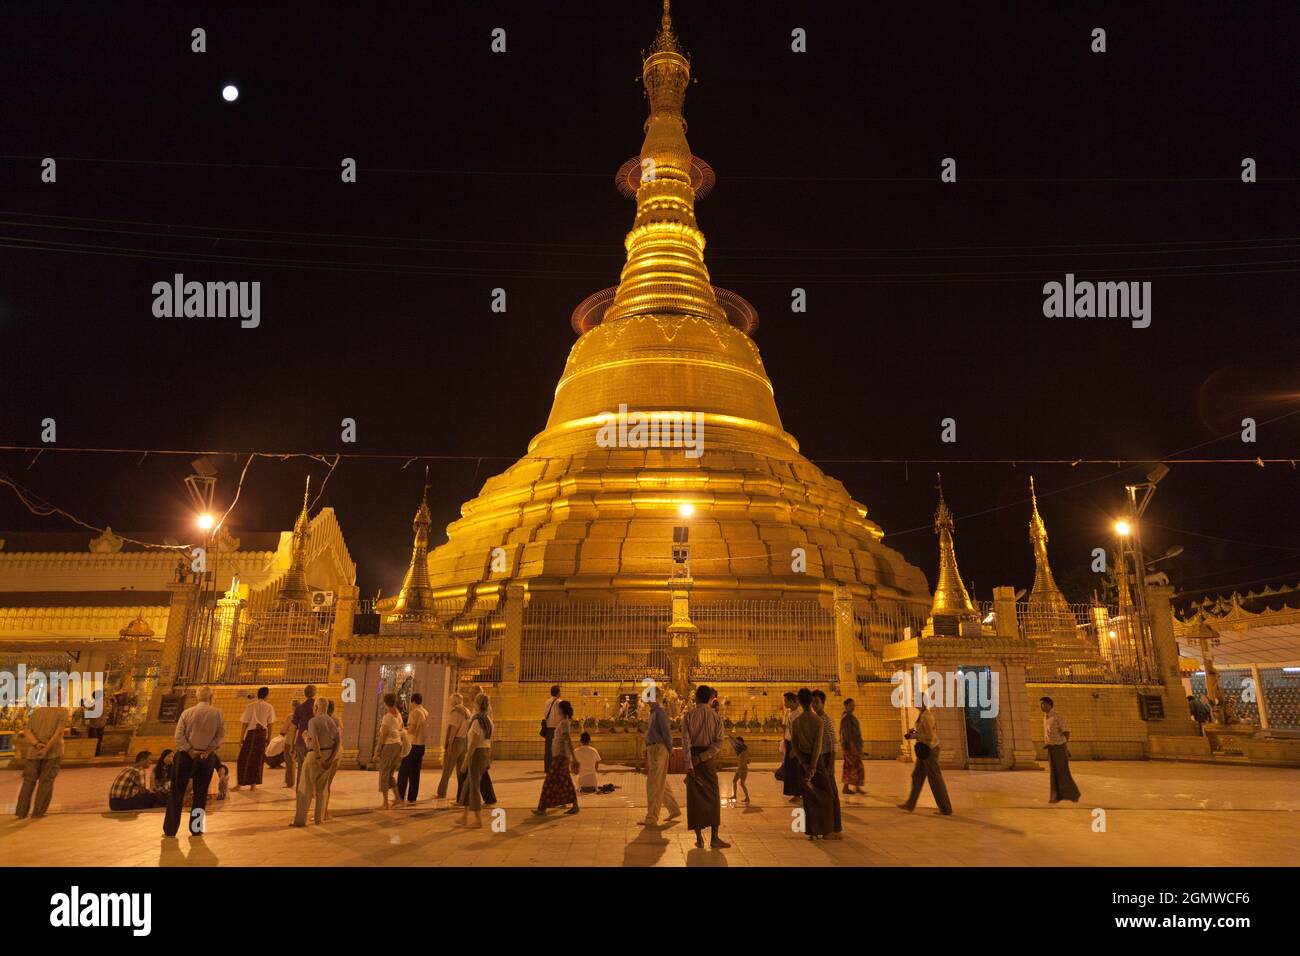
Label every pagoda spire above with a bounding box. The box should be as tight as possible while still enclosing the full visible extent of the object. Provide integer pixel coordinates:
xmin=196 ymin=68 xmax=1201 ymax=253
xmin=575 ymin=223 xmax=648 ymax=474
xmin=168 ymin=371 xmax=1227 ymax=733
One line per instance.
xmin=391 ymin=468 xmax=437 ymax=621
xmin=1027 ymin=476 xmax=1071 ymax=618
xmin=602 ymin=1 xmax=727 ymax=326
xmin=929 ymin=475 xmax=976 ymax=619
xmin=279 ymin=476 xmax=312 ymax=603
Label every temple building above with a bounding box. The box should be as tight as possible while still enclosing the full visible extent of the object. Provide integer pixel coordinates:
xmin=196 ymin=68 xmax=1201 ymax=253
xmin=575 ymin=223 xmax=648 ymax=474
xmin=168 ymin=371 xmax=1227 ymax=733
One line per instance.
xmin=0 ymin=491 xmax=358 ymax=760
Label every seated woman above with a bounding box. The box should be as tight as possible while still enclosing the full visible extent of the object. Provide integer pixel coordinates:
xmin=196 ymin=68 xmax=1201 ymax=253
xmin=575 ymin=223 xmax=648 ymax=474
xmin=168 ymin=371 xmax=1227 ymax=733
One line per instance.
xmin=109 ymin=751 xmax=168 ymax=811
xmin=152 ymin=749 xmax=175 ymax=791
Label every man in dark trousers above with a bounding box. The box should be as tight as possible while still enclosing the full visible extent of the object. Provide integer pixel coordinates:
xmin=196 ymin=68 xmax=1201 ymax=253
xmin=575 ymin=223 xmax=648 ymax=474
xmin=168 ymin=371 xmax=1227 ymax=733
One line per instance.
xmin=290 ymin=684 xmax=317 ymax=786
xmin=897 ymin=700 xmax=953 ymax=816
xmin=1041 ymin=696 xmax=1081 ymax=803
xmin=540 ymin=684 xmax=561 ymax=772
xmin=163 ymin=686 xmax=225 ymax=837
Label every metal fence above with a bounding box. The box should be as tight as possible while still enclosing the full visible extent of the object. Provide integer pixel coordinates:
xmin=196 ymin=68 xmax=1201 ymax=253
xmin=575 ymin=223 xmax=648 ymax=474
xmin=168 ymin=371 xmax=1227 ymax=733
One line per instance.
xmin=175 ymin=597 xmax=334 ymax=686
xmin=1019 ymin=600 xmax=1154 ymax=684
xmin=519 ymin=599 xmax=838 ymax=683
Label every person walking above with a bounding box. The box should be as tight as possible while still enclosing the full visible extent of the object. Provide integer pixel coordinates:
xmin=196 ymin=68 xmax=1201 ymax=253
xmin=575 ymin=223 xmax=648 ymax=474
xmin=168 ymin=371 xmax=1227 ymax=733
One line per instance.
xmin=681 ymin=685 xmax=730 ymax=849
xmin=540 ymin=684 xmax=562 ymax=773
xmin=839 ymin=698 xmax=866 ymax=794
xmin=811 ymin=690 xmax=843 ymax=839
xmin=779 ymin=691 xmax=802 ymax=803
xmin=373 ymin=692 xmax=404 ymax=810
xmin=534 ymin=699 xmax=579 ymax=816
xmin=437 ymin=693 xmax=470 ymax=801
xmin=15 ymin=696 xmax=68 ymax=819
xmin=792 ymin=688 xmax=834 ymax=840
xmin=292 ymin=697 xmax=339 ymax=827
xmin=109 ymin=751 xmax=168 ymax=811
xmin=897 ymin=700 xmax=952 ymax=816
xmin=164 ymin=685 xmax=226 ymax=837
xmin=458 ymin=694 xmax=494 ymax=828
xmin=397 ymin=692 xmax=429 ymax=805
xmin=235 ymin=686 xmax=275 ymax=792
xmin=728 ymin=734 xmax=751 ymax=804
xmin=638 ymin=690 xmax=682 ymax=828
xmin=1041 ymin=697 xmax=1081 ymax=803
xmin=278 ymin=701 xmax=299 ymax=788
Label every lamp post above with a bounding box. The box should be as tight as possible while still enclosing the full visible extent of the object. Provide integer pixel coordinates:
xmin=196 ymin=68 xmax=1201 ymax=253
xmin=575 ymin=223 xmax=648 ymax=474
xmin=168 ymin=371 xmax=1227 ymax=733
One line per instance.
xmin=1114 ymin=463 xmax=1169 ymax=682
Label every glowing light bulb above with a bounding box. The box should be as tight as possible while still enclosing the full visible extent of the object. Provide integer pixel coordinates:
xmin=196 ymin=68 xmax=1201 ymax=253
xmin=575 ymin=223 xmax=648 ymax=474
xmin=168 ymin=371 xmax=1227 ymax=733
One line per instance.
xmin=196 ymin=513 xmax=215 ymax=530
xmin=1114 ymin=520 xmax=1131 ymax=536
xmin=678 ymin=502 xmax=695 ymax=518
xmin=222 ymin=85 xmax=239 ymax=102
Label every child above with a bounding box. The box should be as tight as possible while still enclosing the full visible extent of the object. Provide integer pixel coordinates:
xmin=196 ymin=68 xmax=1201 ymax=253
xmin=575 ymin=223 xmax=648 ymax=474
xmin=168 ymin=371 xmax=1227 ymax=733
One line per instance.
xmin=728 ymin=734 xmax=750 ymax=804
xmin=574 ymin=732 xmax=601 ymax=793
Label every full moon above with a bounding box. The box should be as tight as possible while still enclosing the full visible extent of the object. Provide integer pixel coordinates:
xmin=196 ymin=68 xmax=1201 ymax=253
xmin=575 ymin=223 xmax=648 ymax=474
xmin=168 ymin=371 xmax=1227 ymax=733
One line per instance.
xmin=222 ymin=85 xmax=239 ymax=102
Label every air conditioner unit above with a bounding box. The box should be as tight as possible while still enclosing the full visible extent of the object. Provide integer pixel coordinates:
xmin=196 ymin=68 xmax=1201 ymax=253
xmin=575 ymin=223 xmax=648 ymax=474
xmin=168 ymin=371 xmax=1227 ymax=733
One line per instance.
xmin=310 ymin=590 xmax=336 ymax=609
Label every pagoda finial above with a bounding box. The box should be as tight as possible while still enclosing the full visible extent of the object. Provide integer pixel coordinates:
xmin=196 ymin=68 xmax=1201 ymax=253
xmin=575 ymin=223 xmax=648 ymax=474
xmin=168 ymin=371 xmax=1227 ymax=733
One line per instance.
xmin=929 ymin=474 xmax=975 ymax=618
xmin=1025 ymin=475 xmax=1072 ymax=624
xmin=602 ymin=1 xmax=725 ymax=326
xmin=280 ymin=476 xmax=313 ymax=603
xmin=391 ymin=470 xmax=437 ymax=622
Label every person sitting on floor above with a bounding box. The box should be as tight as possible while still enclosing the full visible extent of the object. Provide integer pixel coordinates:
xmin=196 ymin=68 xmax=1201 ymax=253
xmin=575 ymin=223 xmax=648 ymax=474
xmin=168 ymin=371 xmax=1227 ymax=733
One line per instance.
xmin=108 ymin=751 xmax=169 ymax=811
xmin=574 ymin=732 xmax=601 ymax=793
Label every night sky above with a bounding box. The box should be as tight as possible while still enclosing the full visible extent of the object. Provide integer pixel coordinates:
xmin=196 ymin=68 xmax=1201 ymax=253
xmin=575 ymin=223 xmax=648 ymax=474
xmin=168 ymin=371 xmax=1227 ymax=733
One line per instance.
xmin=1 ymin=1 xmax=1297 ymax=603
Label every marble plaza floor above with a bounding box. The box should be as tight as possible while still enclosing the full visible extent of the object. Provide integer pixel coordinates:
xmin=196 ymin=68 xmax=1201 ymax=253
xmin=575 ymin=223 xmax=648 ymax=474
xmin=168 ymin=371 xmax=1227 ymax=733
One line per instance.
xmin=1 ymin=759 xmax=1297 ymax=867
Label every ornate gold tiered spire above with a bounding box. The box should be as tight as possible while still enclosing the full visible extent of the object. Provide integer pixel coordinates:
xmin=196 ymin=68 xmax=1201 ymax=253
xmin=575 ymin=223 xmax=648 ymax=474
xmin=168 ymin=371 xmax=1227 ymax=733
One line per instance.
xmin=602 ymin=1 xmax=727 ymax=325
xmin=1027 ymin=476 xmax=1072 ymax=619
xmin=279 ymin=477 xmax=312 ymax=603
xmin=929 ymin=475 xmax=977 ymax=621
xmin=391 ymin=468 xmax=437 ymax=622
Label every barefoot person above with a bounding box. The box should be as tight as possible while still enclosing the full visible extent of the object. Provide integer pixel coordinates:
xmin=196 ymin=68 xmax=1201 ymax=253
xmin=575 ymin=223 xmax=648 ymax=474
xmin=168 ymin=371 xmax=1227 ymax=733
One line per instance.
xmin=458 ymin=694 xmax=494 ymax=828
xmin=811 ymin=690 xmax=842 ymax=839
xmin=235 ymin=686 xmax=275 ymax=792
xmin=15 ymin=694 xmax=68 ymax=820
xmin=1041 ymin=697 xmax=1081 ymax=803
xmin=682 ymin=685 xmax=730 ymax=849
xmin=437 ymin=693 xmax=470 ymax=801
xmin=292 ymin=697 xmax=338 ymax=827
xmin=792 ymin=688 xmax=834 ymax=840
xmin=638 ymin=689 xmax=681 ymax=828
xmin=897 ymin=700 xmax=952 ymax=816
xmin=373 ymin=693 xmax=404 ymax=810
xmin=534 ymin=699 xmax=579 ymax=817
xmin=839 ymin=698 xmax=865 ymax=795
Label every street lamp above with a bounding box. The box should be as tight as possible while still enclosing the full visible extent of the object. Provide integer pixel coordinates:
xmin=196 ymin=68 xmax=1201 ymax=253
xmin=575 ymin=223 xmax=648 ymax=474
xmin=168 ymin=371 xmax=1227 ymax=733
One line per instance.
xmin=678 ymin=502 xmax=695 ymax=518
xmin=196 ymin=512 xmax=215 ymax=531
xmin=1114 ymin=519 xmax=1131 ymax=537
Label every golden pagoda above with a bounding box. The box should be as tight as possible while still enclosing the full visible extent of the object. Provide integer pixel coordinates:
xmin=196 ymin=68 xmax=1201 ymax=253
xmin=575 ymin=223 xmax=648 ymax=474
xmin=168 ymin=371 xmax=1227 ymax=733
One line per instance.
xmin=389 ymin=468 xmax=438 ymax=624
xmin=421 ymin=2 xmax=931 ymax=713
xmin=923 ymin=476 xmax=980 ymax=636
xmin=1025 ymin=476 xmax=1074 ymax=629
xmin=1022 ymin=476 xmax=1104 ymax=673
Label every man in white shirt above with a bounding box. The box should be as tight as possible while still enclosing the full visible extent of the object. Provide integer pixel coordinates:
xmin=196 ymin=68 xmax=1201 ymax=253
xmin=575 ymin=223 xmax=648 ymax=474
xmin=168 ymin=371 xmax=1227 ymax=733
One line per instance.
xmin=574 ymin=733 xmax=601 ymax=792
xmin=1040 ymin=696 xmax=1081 ymax=803
xmin=234 ymin=686 xmax=275 ymax=791
xmin=437 ymin=693 xmax=470 ymax=800
xmin=397 ymin=692 xmax=430 ymax=804
xmin=541 ymin=684 xmax=562 ymax=772
xmin=897 ymin=701 xmax=952 ymax=815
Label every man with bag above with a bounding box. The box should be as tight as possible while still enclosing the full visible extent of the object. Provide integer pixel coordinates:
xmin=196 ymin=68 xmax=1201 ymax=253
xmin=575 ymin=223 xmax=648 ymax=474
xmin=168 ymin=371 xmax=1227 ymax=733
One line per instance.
xmin=540 ymin=684 xmax=562 ymax=773
xmin=897 ymin=699 xmax=952 ymax=816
